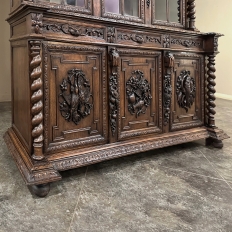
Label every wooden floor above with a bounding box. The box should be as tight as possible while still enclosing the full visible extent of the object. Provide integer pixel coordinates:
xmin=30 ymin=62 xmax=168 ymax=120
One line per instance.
xmin=0 ymin=98 xmax=232 ymax=232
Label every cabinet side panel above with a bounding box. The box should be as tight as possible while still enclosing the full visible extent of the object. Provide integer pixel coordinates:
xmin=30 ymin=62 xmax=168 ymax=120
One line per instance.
xmin=12 ymin=45 xmax=30 ymax=151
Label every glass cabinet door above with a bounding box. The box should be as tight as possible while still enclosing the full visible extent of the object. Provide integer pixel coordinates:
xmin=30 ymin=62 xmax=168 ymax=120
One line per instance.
xmin=152 ymin=0 xmax=184 ymax=27
xmin=38 ymin=0 xmax=92 ymax=13
xmin=103 ymin=0 xmax=144 ymax=23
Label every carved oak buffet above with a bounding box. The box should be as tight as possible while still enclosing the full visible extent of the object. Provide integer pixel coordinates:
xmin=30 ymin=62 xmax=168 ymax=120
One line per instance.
xmin=5 ymin=0 xmax=229 ymax=197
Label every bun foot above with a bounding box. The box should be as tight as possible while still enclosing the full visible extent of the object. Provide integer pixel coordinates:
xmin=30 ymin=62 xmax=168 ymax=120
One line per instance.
xmin=30 ymin=183 xmax=50 ymax=197
xmin=206 ymin=138 xmax=223 ymax=149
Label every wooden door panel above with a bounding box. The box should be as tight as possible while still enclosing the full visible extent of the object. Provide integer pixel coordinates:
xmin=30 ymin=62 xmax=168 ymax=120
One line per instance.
xmin=170 ymin=53 xmax=204 ymax=131
xmin=117 ymin=48 xmax=162 ymax=140
xmin=43 ymin=43 xmax=107 ymax=153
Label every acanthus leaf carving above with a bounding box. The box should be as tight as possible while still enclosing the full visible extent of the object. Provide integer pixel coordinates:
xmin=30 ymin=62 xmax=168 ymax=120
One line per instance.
xmin=126 ymin=70 xmax=152 ymax=117
xmin=171 ymin=38 xmax=201 ymax=47
xmin=176 ymin=70 xmax=196 ymax=112
xmin=59 ymin=69 xmax=93 ymax=125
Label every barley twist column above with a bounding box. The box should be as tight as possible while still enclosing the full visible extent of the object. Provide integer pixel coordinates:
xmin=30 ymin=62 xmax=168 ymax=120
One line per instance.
xmin=187 ymin=0 xmax=196 ymax=30
xmin=30 ymin=41 xmax=45 ymax=161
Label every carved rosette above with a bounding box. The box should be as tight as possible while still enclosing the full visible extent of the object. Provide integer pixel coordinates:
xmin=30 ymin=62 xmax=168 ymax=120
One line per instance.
xmin=163 ymin=52 xmax=174 ymax=125
xmin=126 ymin=70 xmax=152 ymax=117
xmin=206 ymin=55 xmax=216 ymax=127
xmin=59 ymin=69 xmax=93 ymax=125
xmin=187 ymin=0 xmax=196 ymax=30
xmin=31 ymin=13 xmax=43 ymax=34
xmin=176 ymin=70 xmax=196 ymax=112
xmin=109 ymin=48 xmax=120 ymax=136
xmin=30 ymin=41 xmax=44 ymax=161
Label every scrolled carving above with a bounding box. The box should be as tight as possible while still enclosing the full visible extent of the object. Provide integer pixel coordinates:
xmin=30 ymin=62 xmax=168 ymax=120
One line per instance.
xmin=126 ymin=70 xmax=152 ymax=117
xmin=163 ymin=52 xmax=174 ymax=125
xmin=109 ymin=48 xmax=120 ymax=136
xmin=171 ymin=39 xmax=201 ymax=48
xmin=31 ymin=13 xmax=43 ymax=34
xmin=176 ymin=70 xmax=196 ymax=112
xmin=59 ymin=69 xmax=93 ymax=125
xmin=30 ymin=41 xmax=44 ymax=161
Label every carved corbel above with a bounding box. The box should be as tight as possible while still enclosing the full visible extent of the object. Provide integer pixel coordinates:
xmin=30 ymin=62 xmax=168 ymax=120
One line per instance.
xmin=30 ymin=41 xmax=45 ymax=161
xmin=109 ymin=48 xmax=120 ymax=136
xmin=31 ymin=13 xmax=43 ymax=34
xmin=163 ymin=52 xmax=174 ymax=126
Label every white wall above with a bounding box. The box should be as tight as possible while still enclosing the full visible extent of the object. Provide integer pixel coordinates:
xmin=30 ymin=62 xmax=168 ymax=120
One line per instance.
xmin=196 ymin=0 xmax=232 ymax=100
xmin=0 ymin=0 xmax=11 ymax=102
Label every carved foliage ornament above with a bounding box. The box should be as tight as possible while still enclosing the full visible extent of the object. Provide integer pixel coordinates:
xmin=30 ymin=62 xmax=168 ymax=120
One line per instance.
xmin=59 ymin=69 xmax=93 ymax=125
xmin=126 ymin=70 xmax=152 ymax=117
xmin=176 ymin=70 xmax=196 ymax=112
xmin=109 ymin=48 xmax=120 ymax=136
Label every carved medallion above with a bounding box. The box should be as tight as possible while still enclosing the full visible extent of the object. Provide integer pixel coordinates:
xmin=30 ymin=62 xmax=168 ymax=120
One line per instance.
xmin=59 ymin=69 xmax=93 ymax=125
xmin=176 ymin=70 xmax=196 ymax=112
xmin=126 ymin=70 xmax=152 ymax=117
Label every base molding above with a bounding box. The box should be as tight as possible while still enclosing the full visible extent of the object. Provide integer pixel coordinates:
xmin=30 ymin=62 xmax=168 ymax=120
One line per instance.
xmin=4 ymin=128 xmax=62 ymax=186
xmin=4 ymin=126 xmax=229 ymax=187
xmin=215 ymin=93 xmax=232 ymax=101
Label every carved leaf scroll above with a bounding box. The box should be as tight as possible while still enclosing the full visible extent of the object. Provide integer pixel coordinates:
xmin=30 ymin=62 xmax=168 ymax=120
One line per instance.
xmin=126 ymin=70 xmax=152 ymax=117
xmin=176 ymin=70 xmax=196 ymax=112
xmin=59 ymin=69 xmax=93 ymax=125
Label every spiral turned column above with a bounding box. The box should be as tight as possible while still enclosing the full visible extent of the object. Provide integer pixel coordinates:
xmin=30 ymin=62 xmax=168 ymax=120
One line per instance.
xmin=30 ymin=41 xmax=45 ymax=161
xmin=187 ymin=0 xmax=196 ymax=30
xmin=206 ymin=54 xmax=216 ymax=128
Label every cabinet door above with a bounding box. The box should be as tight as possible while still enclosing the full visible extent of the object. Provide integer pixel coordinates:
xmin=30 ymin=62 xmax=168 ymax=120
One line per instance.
xmin=39 ymin=0 xmax=92 ymax=14
xmin=113 ymin=48 xmax=162 ymax=140
xmin=170 ymin=53 xmax=204 ymax=131
xmin=43 ymin=43 xmax=107 ymax=153
xmin=102 ymin=0 xmax=145 ymax=23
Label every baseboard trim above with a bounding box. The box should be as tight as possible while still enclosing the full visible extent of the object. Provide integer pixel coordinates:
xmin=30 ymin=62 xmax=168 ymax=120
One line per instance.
xmin=0 ymin=94 xmax=11 ymax=102
xmin=215 ymin=93 xmax=232 ymax=101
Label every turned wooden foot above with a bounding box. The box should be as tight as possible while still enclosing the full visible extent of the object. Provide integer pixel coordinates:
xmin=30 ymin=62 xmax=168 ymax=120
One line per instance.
xmin=30 ymin=183 xmax=50 ymax=197
xmin=206 ymin=137 xmax=223 ymax=149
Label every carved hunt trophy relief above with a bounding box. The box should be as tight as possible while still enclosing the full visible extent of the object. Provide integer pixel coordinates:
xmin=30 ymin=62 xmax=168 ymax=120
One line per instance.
xmin=126 ymin=70 xmax=152 ymax=117
xmin=59 ymin=69 xmax=93 ymax=125
xmin=176 ymin=70 xmax=196 ymax=112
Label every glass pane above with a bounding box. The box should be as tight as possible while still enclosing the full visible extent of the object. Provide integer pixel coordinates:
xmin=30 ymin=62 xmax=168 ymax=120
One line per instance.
xmin=124 ymin=0 xmax=139 ymax=17
xmin=169 ymin=0 xmax=179 ymax=22
xmin=66 ymin=0 xmax=75 ymax=5
xmin=105 ymin=0 xmax=120 ymax=14
xmin=41 ymin=0 xmax=85 ymax=6
xmin=155 ymin=0 xmax=166 ymax=21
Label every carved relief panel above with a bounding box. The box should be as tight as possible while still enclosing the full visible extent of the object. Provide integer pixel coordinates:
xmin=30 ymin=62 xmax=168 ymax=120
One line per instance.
xmin=116 ymin=48 xmax=162 ymax=140
xmin=170 ymin=53 xmax=204 ymax=131
xmin=43 ymin=43 xmax=107 ymax=153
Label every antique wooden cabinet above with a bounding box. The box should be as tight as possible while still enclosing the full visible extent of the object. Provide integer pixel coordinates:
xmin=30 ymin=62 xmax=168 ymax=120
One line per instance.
xmin=5 ymin=0 xmax=229 ymax=197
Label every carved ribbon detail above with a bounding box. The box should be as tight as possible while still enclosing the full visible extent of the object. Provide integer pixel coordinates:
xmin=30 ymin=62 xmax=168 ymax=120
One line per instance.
xmin=30 ymin=41 xmax=44 ymax=161
xmin=109 ymin=48 xmax=120 ymax=136
xmin=176 ymin=70 xmax=196 ymax=112
xmin=163 ymin=52 xmax=174 ymax=125
xmin=59 ymin=69 xmax=93 ymax=125
xmin=126 ymin=70 xmax=152 ymax=117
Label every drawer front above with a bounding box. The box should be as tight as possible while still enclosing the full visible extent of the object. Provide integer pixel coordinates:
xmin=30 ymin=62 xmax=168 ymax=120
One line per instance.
xmin=170 ymin=53 xmax=204 ymax=131
xmin=43 ymin=42 xmax=107 ymax=153
xmin=115 ymin=48 xmax=162 ymax=140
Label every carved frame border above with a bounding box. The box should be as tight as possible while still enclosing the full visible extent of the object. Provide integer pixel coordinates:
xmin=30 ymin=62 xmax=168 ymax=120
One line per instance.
xmin=43 ymin=43 xmax=107 ymax=153
xmin=171 ymin=53 xmax=205 ymax=131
